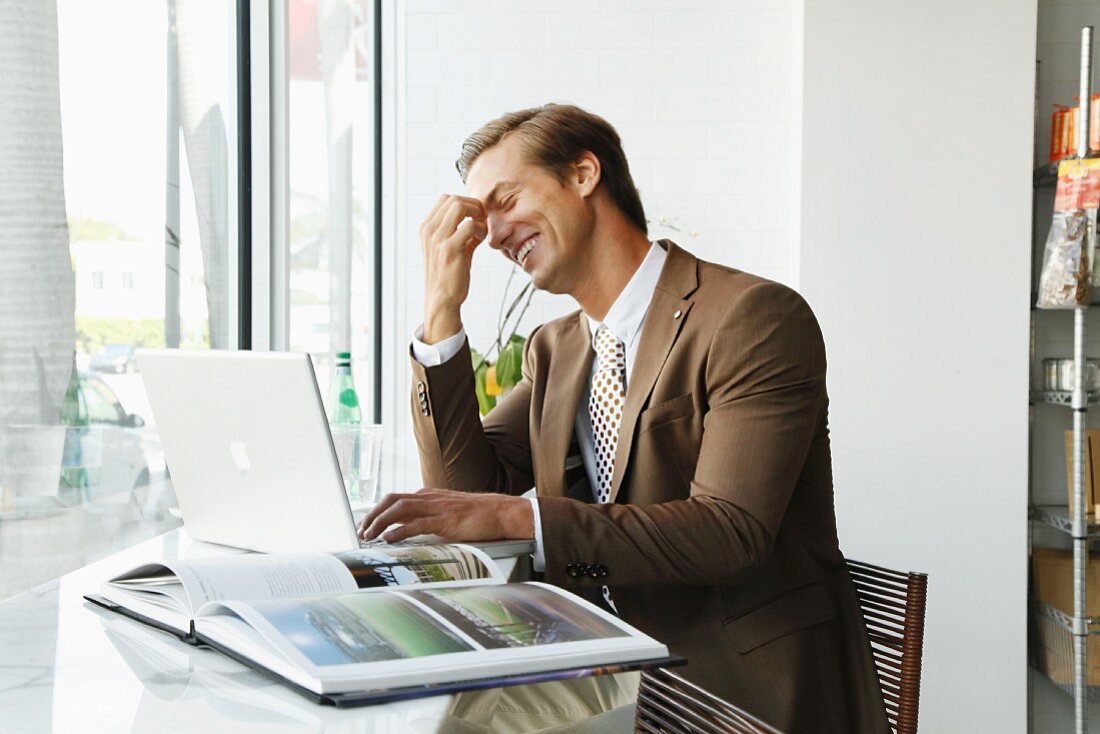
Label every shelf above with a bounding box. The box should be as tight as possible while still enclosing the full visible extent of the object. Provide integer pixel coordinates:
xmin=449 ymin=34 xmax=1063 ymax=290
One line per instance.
xmin=1030 ymin=390 xmax=1100 ymax=406
xmin=1032 ymin=600 xmax=1100 ymax=700
xmin=1037 ymin=599 xmax=1100 ymax=631
xmin=1031 ymin=665 xmax=1100 ymax=702
xmin=1030 ymin=504 xmax=1100 ymax=537
xmin=1028 ymin=25 xmax=1097 ymax=725
xmin=1030 ymin=300 xmax=1100 ymax=311
xmin=1035 ymin=162 xmax=1060 ymax=188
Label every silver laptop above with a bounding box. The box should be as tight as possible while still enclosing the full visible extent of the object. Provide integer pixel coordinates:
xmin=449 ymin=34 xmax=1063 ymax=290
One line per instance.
xmin=137 ymin=349 xmax=533 ymax=559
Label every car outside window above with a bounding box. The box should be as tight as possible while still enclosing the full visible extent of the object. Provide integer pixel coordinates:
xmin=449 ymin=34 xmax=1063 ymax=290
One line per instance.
xmin=82 ymin=377 xmax=126 ymax=425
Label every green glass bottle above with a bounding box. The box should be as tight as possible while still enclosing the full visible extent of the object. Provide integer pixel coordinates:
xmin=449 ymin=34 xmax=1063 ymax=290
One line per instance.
xmin=59 ymin=354 xmax=91 ymax=493
xmin=328 ymin=351 xmax=365 ymax=502
xmin=328 ymin=351 xmax=362 ymax=425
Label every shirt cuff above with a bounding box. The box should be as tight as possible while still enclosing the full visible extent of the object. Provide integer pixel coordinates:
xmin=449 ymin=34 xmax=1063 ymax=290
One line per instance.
xmin=411 ymin=325 xmax=466 ymax=367
xmin=527 ymin=496 xmax=546 ymax=572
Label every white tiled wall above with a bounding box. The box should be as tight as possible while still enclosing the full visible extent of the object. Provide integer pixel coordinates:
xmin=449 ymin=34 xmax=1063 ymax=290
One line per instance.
xmin=383 ymin=2 xmax=798 ymax=481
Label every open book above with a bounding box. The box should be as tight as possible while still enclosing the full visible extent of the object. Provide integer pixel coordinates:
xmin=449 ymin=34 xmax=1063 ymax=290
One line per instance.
xmin=85 ymin=545 xmax=676 ymax=706
xmin=86 ymin=544 xmax=504 ymax=640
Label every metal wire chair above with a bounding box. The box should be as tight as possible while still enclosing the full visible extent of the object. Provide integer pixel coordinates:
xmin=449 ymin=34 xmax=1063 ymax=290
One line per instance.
xmin=634 ymin=667 xmax=783 ymax=734
xmin=846 ymin=559 xmax=929 ymax=734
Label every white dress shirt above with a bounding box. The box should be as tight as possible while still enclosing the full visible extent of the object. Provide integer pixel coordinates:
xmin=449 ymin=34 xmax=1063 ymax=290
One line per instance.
xmin=411 ymin=241 xmax=668 ymax=570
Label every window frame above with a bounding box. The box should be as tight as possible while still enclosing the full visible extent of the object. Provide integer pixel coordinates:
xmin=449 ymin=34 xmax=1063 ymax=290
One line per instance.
xmin=247 ymin=0 xmax=384 ymax=422
xmin=237 ymin=0 xmax=252 ymax=349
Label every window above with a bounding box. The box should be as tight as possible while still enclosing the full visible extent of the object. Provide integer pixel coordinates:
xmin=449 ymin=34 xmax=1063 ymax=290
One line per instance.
xmin=0 ymin=0 xmax=242 ymax=600
xmin=0 ymin=0 xmax=385 ymax=600
xmin=286 ymin=0 xmax=378 ymax=419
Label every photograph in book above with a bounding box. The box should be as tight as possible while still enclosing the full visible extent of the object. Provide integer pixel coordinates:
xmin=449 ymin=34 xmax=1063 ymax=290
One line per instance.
xmin=338 ymin=545 xmax=492 ymax=587
xmin=86 ymin=542 xmax=504 ymax=639
xmin=249 ymin=592 xmax=473 ymax=666
xmin=405 ymin=584 xmax=630 ymax=649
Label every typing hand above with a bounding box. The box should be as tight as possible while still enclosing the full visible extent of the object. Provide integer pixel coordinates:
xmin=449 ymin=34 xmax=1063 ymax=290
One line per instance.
xmin=357 ymin=487 xmax=533 ymax=544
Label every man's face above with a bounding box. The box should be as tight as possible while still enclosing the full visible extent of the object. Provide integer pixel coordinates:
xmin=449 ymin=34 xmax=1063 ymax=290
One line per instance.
xmin=465 ymin=135 xmax=594 ymax=295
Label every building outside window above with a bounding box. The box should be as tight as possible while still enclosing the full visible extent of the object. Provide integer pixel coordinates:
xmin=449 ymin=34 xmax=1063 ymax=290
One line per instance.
xmin=0 ymin=0 xmax=382 ymax=602
xmin=0 ymin=0 xmax=240 ymax=600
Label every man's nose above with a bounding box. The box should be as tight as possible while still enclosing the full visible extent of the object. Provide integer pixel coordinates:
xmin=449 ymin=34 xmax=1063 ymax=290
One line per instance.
xmin=487 ymin=215 xmax=513 ymax=251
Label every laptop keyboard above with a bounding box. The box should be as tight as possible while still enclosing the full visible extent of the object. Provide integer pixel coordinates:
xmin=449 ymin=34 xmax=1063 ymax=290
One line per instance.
xmin=354 ymin=537 xmax=535 ymax=559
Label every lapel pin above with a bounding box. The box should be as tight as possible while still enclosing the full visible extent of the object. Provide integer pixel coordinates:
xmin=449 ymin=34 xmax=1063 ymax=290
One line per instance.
xmin=673 ymin=309 xmax=682 ymax=319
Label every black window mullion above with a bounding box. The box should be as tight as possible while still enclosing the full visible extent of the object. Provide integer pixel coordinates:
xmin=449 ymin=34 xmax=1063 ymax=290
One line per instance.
xmin=236 ymin=0 xmax=252 ymax=350
xmin=372 ymin=0 xmax=382 ymax=423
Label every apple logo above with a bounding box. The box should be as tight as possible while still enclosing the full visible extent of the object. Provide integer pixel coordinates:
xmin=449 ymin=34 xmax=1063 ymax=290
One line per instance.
xmin=229 ymin=433 xmax=252 ymax=474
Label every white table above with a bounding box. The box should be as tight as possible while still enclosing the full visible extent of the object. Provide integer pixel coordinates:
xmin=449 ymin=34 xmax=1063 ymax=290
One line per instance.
xmin=0 ymin=476 xmax=181 ymax=601
xmin=0 ymin=529 xmax=637 ymax=733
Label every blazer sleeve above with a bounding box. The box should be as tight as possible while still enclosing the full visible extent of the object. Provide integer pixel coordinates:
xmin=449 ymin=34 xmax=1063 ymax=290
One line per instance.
xmin=536 ymin=281 xmax=827 ymax=587
xmin=409 ymin=327 xmax=541 ymax=495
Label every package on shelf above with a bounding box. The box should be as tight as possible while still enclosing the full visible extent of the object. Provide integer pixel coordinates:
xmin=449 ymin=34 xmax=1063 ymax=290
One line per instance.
xmin=1032 ymin=548 xmax=1100 ymax=686
xmin=1055 ymin=158 xmax=1100 ymax=212
xmin=1036 ymin=210 xmax=1090 ymax=308
xmin=1033 ymin=548 xmax=1100 ymax=614
xmin=1052 ymin=105 xmax=1075 ymax=163
xmin=1049 ymin=96 xmax=1100 ymax=164
xmin=1064 ymin=429 xmax=1100 ymax=517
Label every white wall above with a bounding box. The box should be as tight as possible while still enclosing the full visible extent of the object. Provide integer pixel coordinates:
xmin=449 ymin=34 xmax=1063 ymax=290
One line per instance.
xmin=383 ymin=4 xmax=1040 ymax=727
xmin=799 ymin=1 xmax=1036 ymax=731
xmin=383 ymin=0 xmax=800 ymax=484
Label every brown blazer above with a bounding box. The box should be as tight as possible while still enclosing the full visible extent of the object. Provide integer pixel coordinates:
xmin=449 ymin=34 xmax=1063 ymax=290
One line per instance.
xmin=409 ymin=241 xmax=890 ymax=734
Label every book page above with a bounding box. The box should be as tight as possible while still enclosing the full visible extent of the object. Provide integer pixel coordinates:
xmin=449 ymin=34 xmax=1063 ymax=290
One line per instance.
xmin=201 ymin=589 xmax=477 ymax=673
xmin=397 ymin=583 xmax=631 ymax=649
xmin=166 ymin=554 xmax=358 ymax=611
xmin=335 ymin=543 xmax=501 ymax=587
xmin=104 ymin=543 xmax=500 ymax=616
xmin=194 ymin=582 xmax=667 ymax=695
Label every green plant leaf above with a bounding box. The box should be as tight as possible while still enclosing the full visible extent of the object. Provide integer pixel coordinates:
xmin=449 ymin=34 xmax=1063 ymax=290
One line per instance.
xmin=495 ymin=344 xmax=516 ymax=387
xmin=470 ymin=349 xmax=496 ymax=415
xmin=496 ymin=335 xmax=525 ymax=389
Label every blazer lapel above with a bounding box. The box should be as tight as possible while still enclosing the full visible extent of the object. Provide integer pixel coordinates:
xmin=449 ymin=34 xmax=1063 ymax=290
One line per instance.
xmin=608 ymin=241 xmax=699 ymax=504
xmin=538 ymin=314 xmax=593 ymax=498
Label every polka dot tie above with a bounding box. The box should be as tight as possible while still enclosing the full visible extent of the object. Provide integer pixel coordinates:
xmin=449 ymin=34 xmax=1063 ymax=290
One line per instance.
xmin=590 ymin=326 xmax=626 ymax=503
xmin=590 ymin=326 xmax=625 ymax=612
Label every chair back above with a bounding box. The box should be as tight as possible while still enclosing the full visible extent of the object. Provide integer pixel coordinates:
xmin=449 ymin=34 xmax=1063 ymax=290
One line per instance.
xmin=846 ymin=559 xmax=928 ymax=734
xmin=634 ymin=667 xmax=783 ymax=734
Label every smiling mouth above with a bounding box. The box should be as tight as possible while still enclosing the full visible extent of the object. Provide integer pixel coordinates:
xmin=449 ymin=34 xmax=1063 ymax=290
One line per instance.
xmin=514 ymin=235 xmax=539 ymax=267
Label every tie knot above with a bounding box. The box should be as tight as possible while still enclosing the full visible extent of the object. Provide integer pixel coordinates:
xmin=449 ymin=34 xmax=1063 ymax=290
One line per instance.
xmin=594 ymin=327 xmax=625 ymax=372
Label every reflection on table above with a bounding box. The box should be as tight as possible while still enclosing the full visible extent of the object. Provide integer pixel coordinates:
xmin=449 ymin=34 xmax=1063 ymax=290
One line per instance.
xmin=0 ymin=472 xmax=180 ymax=602
xmin=0 ymin=528 xmax=638 ymax=733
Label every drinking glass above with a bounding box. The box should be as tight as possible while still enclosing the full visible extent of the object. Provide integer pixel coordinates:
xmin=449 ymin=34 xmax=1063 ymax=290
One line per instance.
xmin=329 ymin=424 xmax=384 ymax=508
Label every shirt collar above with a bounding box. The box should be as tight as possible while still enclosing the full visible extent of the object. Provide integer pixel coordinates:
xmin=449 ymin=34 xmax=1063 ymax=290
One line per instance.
xmin=585 ymin=241 xmax=668 ymax=350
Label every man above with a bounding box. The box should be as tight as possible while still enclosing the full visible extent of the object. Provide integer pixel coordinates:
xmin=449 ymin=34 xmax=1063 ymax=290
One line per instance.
xmin=359 ymin=104 xmax=889 ymax=733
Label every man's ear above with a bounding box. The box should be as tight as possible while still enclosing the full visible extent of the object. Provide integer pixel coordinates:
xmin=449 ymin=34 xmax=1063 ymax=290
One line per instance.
xmin=571 ymin=151 xmax=601 ymax=198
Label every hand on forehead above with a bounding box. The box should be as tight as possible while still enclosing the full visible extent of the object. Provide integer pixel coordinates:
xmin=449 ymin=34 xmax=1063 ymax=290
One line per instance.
xmin=464 ymin=135 xmax=532 ymax=206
